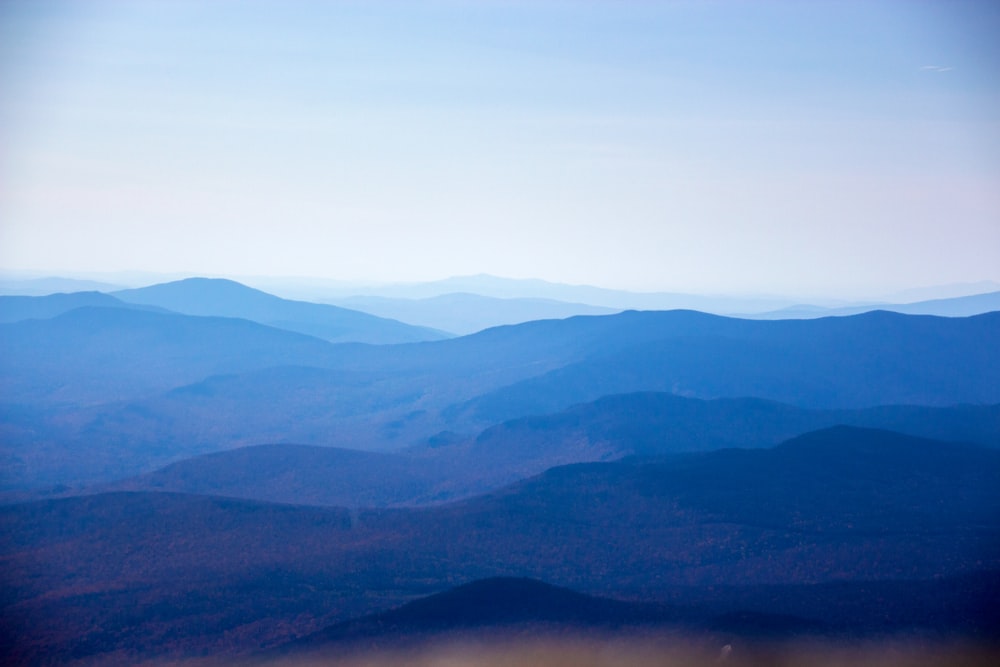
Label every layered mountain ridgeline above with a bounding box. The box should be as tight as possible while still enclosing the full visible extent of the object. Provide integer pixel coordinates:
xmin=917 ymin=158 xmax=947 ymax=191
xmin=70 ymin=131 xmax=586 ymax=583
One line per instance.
xmin=80 ymin=396 xmax=1000 ymax=508
xmin=3 ymin=308 xmax=999 ymax=490
xmin=446 ymin=310 xmax=1000 ymax=426
xmin=332 ymin=288 xmax=1000 ymax=333
xmin=3 ymin=427 xmax=998 ymax=663
xmin=113 ymin=277 xmax=450 ymax=343
xmin=314 ymin=274 xmax=1000 ymax=317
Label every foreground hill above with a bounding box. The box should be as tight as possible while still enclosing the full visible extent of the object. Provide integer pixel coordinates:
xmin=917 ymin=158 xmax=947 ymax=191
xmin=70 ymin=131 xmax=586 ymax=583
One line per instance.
xmin=0 ymin=276 xmax=124 ymax=295
xmin=84 ymin=395 xmax=1000 ymax=508
xmin=286 ymin=577 xmax=682 ymax=651
xmin=283 ymin=573 xmax=999 ymax=658
xmin=3 ymin=427 xmax=997 ymax=663
xmin=113 ymin=277 xmax=449 ymax=343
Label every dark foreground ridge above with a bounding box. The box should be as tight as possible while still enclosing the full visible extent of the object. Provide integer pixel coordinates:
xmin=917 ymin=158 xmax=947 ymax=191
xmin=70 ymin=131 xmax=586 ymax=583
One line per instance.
xmin=278 ymin=572 xmax=1000 ymax=659
xmin=3 ymin=426 xmax=999 ymax=664
xmin=280 ymin=576 xmax=761 ymax=653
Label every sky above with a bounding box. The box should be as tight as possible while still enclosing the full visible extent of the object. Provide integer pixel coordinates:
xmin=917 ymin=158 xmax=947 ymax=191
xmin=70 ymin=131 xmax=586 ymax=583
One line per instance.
xmin=1 ymin=0 xmax=998 ymax=298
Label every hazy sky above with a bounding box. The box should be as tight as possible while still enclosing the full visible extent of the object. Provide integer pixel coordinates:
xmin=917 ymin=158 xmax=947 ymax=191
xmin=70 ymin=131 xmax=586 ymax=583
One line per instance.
xmin=1 ymin=0 xmax=998 ymax=296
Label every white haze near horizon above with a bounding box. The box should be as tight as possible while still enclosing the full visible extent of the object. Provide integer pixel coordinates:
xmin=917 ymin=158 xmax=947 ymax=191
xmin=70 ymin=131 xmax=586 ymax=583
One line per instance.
xmin=1 ymin=0 xmax=999 ymax=299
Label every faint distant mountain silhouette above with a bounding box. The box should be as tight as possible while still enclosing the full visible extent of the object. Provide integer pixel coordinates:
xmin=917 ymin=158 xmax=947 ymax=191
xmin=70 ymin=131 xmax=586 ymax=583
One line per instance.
xmin=0 ymin=276 xmax=125 ymax=295
xmin=753 ymin=290 xmax=1000 ymax=319
xmin=321 ymin=273 xmax=798 ymax=313
xmin=329 ymin=292 xmax=620 ymax=334
xmin=113 ymin=277 xmax=449 ymax=343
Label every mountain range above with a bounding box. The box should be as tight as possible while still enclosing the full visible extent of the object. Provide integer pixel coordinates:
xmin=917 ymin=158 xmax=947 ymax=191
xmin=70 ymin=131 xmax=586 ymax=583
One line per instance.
xmin=1 ymin=275 xmax=999 ymax=665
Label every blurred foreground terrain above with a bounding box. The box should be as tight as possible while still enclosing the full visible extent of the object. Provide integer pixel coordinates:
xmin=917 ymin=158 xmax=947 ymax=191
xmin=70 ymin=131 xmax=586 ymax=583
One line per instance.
xmin=160 ymin=636 xmax=1000 ymax=667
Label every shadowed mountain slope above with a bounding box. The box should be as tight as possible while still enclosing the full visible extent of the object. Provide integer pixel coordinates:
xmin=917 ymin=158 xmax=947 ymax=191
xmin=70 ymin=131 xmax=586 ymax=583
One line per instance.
xmin=54 ymin=396 xmax=1000 ymax=507
xmin=3 ymin=427 xmax=998 ymax=662
xmin=113 ymin=277 xmax=449 ymax=343
xmin=448 ymin=310 xmax=1000 ymax=426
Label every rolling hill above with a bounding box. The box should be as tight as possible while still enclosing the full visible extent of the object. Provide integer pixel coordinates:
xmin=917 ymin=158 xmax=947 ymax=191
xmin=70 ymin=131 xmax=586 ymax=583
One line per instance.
xmin=79 ymin=395 xmax=1000 ymax=508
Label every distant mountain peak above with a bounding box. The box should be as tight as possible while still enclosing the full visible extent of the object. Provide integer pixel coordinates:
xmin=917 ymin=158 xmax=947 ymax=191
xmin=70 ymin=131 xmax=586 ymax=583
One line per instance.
xmin=112 ymin=277 xmax=449 ymax=344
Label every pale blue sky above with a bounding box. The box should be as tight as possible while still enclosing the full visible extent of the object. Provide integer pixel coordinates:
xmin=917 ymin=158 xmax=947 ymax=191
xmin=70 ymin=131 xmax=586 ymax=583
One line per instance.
xmin=1 ymin=0 xmax=998 ymax=296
